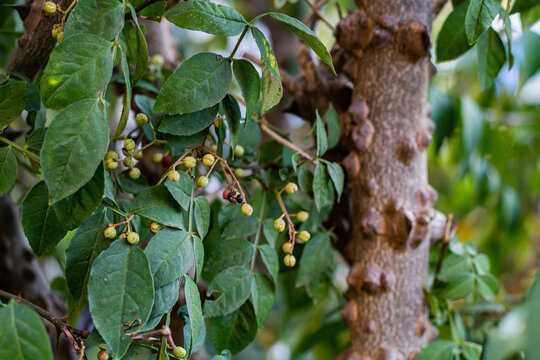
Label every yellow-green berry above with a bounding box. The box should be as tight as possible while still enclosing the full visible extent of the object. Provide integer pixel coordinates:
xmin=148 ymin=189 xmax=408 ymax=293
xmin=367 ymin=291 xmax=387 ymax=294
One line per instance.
xmin=197 ymin=176 xmax=209 ymax=188
xmin=150 ymin=222 xmax=162 ymax=234
xmin=152 ymin=152 xmax=164 ymax=163
xmin=213 ymin=116 xmax=223 ymax=127
xmin=52 ymin=24 xmax=61 ymax=38
xmin=122 ymin=148 xmax=133 ymax=157
xmin=129 ymin=168 xmax=141 ymax=180
xmin=56 ymin=32 xmax=64 ymax=43
xmin=105 ymin=151 xmax=118 ymax=161
xmin=123 ymin=158 xmax=134 ymax=168
xmin=104 ymin=226 xmax=117 ymax=239
xmin=127 ymin=232 xmax=139 ymax=245
xmin=202 ymin=154 xmax=215 ymax=166
xmin=168 ymin=170 xmax=180 ymax=182
xmin=210 ymin=144 xmax=218 ymax=152
xmin=105 ymin=159 xmax=118 ymax=170
xmin=173 ymin=346 xmax=187 ymax=358
xmin=134 ymin=149 xmax=143 ymax=160
xmin=184 ymin=156 xmax=196 ymax=168
xmin=43 ymin=1 xmax=57 ymax=14
xmin=298 ymin=230 xmax=311 ymax=242
xmin=124 ymin=139 xmax=136 ymax=151
xmin=97 ymin=349 xmax=109 ymax=360
xmin=284 ymin=254 xmax=296 ymax=267
xmin=274 ymin=218 xmax=286 ymax=232
xmin=135 ymin=113 xmax=148 ymax=126
xmin=241 ymin=203 xmax=253 ymax=216
xmin=297 ymin=211 xmax=309 ymax=222
xmin=285 ymin=182 xmax=298 ymax=194
xmin=234 ymin=168 xmax=245 ymax=178
xmin=234 ymin=145 xmax=245 ymax=157
xmin=282 ymin=242 xmax=292 ymax=253
xmin=150 ymin=54 xmax=165 ymax=67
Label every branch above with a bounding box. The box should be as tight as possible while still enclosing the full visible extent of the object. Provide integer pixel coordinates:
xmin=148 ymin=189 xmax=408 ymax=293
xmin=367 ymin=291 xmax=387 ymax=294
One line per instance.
xmin=260 ymin=122 xmax=314 ymax=161
xmin=304 ymin=0 xmax=334 ymax=30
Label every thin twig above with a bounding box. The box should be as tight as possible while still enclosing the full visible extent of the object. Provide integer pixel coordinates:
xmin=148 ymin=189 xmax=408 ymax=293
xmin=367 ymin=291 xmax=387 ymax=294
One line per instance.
xmin=304 ymin=0 xmax=334 ymax=30
xmin=260 ymin=122 xmax=313 ymax=161
xmin=276 ymin=191 xmax=297 ymax=253
xmin=434 ymin=214 xmax=454 ymax=281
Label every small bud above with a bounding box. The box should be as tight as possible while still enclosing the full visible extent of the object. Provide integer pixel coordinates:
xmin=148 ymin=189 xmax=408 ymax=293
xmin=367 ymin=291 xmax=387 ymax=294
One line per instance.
xmin=284 ymin=254 xmax=296 ymax=267
xmin=274 ymin=218 xmax=286 ymax=232
xmin=129 ymin=168 xmax=141 ymax=180
xmin=184 ymin=156 xmax=196 ymax=168
xmin=173 ymin=346 xmax=187 ymax=358
xmin=134 ymin=149 xmax=143 ymax=160
xmin=150 ymin=222 xmax=161 ymax=234
xmin=202 ymin=154 xmax=215 ymax=166
xmin=127 ymin=232 xmax=139 ymax=245
xmin=97 ymin=349 xmax=109 ymax=360
xmin=285 ymin=182 xmax=298 ymax=194
xmin=105 ymin=159 xmax=118 ymax=170
xmin=234 ymin=168 xmax=245 ymax=178
xmin=124 ymin=139 xmax=136 ymax=151
xmin=119 ymin=233 xmax=126 ymax=239
xmin=296 ymin=211 xmax=309 ymax=222
xmin=213 ymin=116 xmax=223 ymax=128
xmin=298 ymin=230 xmax=311 ymax=242
xmin=52 ymin=24 xmax=61 ymax=39
xmin=197 ymin=176 xmax=209 ymax=188
xmin=123 ymin=158 xmax=134 ymax=168
xmin=150 ymin=54 xmax=165 ymax=67
xmin=56 ymin=32 xmax=64 ymax=43
xmin=122 ymin=148 xmax=133 ymax=157
xmin=135 ymin=113 xmax=148 ymax=126
xmin=234 ymin=145 xmax=245 ymax=157
xmin=152 ymin=152 xmax=164 ymax=163
xmin=241 ymin=203 xmax=253 ymax=216
xmin=168 ymin=170 xmax=180 ymax=182
xmin=104 ymin=226 xmax=117 ymax=239
xmin=105 ymin=151 xmax=118 ymax=161
xmin=282 ymin=242 xmax=292 ymax=253
xmin=43 ymin=1 xmax=57 ymax=14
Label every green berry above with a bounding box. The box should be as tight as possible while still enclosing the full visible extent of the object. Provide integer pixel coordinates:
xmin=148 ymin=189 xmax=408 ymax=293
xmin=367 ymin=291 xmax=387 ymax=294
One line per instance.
xmin=122 ymin=148 xmax=133 ymax=157
xmin=298 ymin=230 xmax=311 ymax=243
xmin=285 ymin=182 xmax=298 ymax=194
xmin=135 ymin=113 xmax=148 ymax=126
xmin=43 ymin=1 xmax=57 ymax=14
xmin=129 ymin=168 xmax=141 ymax=180
xmin=213 ymin=116 xmax=223 ymax=127
xmin=150 ymin=54 xmax=165 ymax=67
xmin=173 ymin=346 xmax=187 ymax=358
xmin=150 ymin=222 xmax=162 ymax=234
xmin=56 ymin=32 xmax=64 ymax=43
xmin=282 ymin=242 xmax=292 ymax=253
xmin=210 ymin=144 xmax=218 ymax=152
xmin=168 ymin=170 xmax=180 ymax=182
xmin=274 ymin=218 xmax=286 ymax=232
xmin=134 ymin=149 xmax=143 ymax=160
xmin=97 ymin=349 xmax=109 ymax=360
xmin=202 ymin=154 xmax=215 ymax=166
xmin=241 ymin=203 xmax=253 ymax=216
xmin=197 ymin=176 xmax=209 ymax=188
xmin=124 ymin=139 xmax=136 ymax=151
xmin=184 ymin=156 xmax=196 ymax=168
xmin=52 ymin=24 xmax=61 ymax=39
xmin=123 ymin=158 xmax=134 ymax=168
xmin=152 ymin=152 xmax=164 ymax=163
xmin=234 ymin=168 xmax=245 ymax=178
xmin=297 ymin=211 xmax=309 ymax=222
xmin=284 ymin=254 xmax=296 ymax=267
xmin=234 ymin=145 xmax=245 ymax=157
xmin=105 ymin=159 xmax=118 ymax=170
xmin=127 ymin=232 xmax=139 ymax=245
xmin=104 ymin=226 xmax=117 ymax=239
xmin=105 ymin=151 xmax=118 ymax=161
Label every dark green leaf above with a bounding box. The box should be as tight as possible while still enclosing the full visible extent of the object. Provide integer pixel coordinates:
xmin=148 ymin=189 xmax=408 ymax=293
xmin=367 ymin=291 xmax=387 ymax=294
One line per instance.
xmin=65 ymin=210 xmax=110 ymax=308
xmin=250 ymin=273 xmax=275 ymax=328
xmin=325 ymin=105 xmax=340 ymax=149
xmin=22 ymin=181 xmax=67 ymax=256
xmin=436 ymin=4 xmax=473 ymax=62
xmin=315 ymin=110 xmax=328 ymax=157
xmin=477 ymin=28 xmax=506 ymax=91
xmin=130 ymin=185 xmax=185 ymax=229
xmin=326 ymin=162 xmax=344 ymax=202
xmin=41 ymin=99 xmax=109 ymax=204
xmin=193 ymin=235 xmax=204 ymax=282
xmin=115 ymin=50 xmax=132 ymax=139
xmin=313 ymin=162 xmax=327 ymax=211
xmin=438 ymin=254 xmax=471 ymax=282
xmin=211 ymin=350 xmax=232 ymax=360
xmin=166 ymin=1 xmax=247 ymax=36
xmin=154 ymin=52 xmax=232 ymax=115
xmin=0 ymin=302 xmax=53 ymax=360
xmin=64 ymin=0 xmax=124 ymax=41
xmin=165 ymin=172 xmax=193 ymax=211
xmin=233 ymin=59 xmax=260 ymax=123
xmin=88 ymin=240 xmax=154 ymax=358
xmin=251 ymin=27 xmax=281 ymax=81
xmin=194 ymin=196 xmax=210 ymax=239
xmin=0 ymin=81 xmax=26 ymax=127
xmin=209 ymin=301 xmax=257 ymax=355
xmin=26 ymin=128 xmax=47 ymax=154
xmin=222 ymin=94 xmax=241 ymax=149
xmin=439 ymin=273 xmax=475 ymax=299
xmin=184 ymin=275 xmax=205 ymax=355
xmin=159 ymin=104 xmax=219 ymax=136
xmin=40 ymin=34 xmax=113 ymax=109
xmin=260 ymin=61 xmax=283 ymax=115
xmin=416 ymin=340 xmax=454 ymax=360
xmin=0 ymin=146 xmax=17 ymax=196
xmin=521 ymin=30 xmax=540 ymax=81
xmin=205 ymin=239 xmax=254 ymax=272
xmin=465 ymin=0 xmax=500 ymax=44
xmin=259 ymin=244 xmax=278 ymax=284
xmin=130 ymin=0 xmax=166 ymax=17
xmin=296 ymin=234 xmax=333 ymax=287
xmin=511 ymin=0 xmax=540 ymax=13
xmin=204 ymin=266 xmax=254 ymax=317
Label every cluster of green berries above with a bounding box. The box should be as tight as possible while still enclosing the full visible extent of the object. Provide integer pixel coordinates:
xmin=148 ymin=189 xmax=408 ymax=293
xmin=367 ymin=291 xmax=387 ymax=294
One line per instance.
xmin=104 ymin=225 xmax=139 ymax=245
xmin=163 ymin=154 xmax=216 ymax=189
xmin=51 ymin=24 xmax=63 ymax=42
xmin=104 ymin=139 xmax=143 ymax=179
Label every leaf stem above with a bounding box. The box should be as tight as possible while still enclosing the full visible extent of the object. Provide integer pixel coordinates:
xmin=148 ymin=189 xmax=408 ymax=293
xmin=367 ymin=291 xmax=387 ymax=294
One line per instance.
xmin=228 ymin=25 xmax=250 ymax=60
xmin=0 ymin=136 xmax=40 ymax=164
xmin=250 ymin=192 xmax=266 ymax=270
xmin=276 ymin=190 xmax=297 ymax=253
xmin=259 ymin=122 xmax=313 ymax=161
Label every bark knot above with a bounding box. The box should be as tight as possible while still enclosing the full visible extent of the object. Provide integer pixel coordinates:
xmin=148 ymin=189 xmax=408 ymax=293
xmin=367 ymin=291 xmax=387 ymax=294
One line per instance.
xmin=395 ymin=20 xmax=431 ymax=63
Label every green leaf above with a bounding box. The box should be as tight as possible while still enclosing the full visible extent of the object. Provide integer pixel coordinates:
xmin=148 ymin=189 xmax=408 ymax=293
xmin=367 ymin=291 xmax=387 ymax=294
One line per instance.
xmin=211 ymin=350 xmax=232 ymax=360
xmin=159 ymin=104 xmax=219 ymax=136
xmin=144 ymin=280 xmax=180 ymax=331
xmin=26 ymin=128 xmax=47 ymax=154
xmin=296 ymin=234 xmax=333 ymax=287
xmin=262 ymin=219 xmax=279 ymax=247
xmin=184 ymin=275 xmax=205 ymax=355
xmin=193 ymin=235 xmax=204 ymax=282
xmin=260 ymin=61 xmax=283 ymax=115
xmin=325 ymin=105 xmax=340 ymax=149
xmin=0 ymin=146 xmax=17 ymax=196
xmin=209 ymin=301 xmax=257 ymax=355
xmin=259 ymin=244 xmax=278 ymax=284
xmin=130 ymin=0 xmax=166 ymax=17
xmin=205 ymin=239 xmax=254 ymax=272
xmin=64 ymin=0 xmax=124 ymax=41
xmin=477 ymin=28 xmax=506 ymax=91
xmin=0 ymin=81 xmax=26 ymax=128
xmin=194 ymin=196 xmax=210 ymax=239
xmin=477 ymin=273 xmax=499 ymax=299
xmin=22 ymin=181 xmax=67 ymax=256
xmin=233 ymin=59 xmax=260 ymax=123
xmin=250 ymin=273 xmax=275 ymax=328
xmin=440 ymin=273 xmax=475 ymax=299
xmin=130 ymin=185 xmax=185 ymax=229
xmin=221 ymin=205 xmax=259 ymax=238
xmin=125 ymin=5 xmax=149 ymax=84
xmin=315 ymin=110 xmax=328 ymax=157
xmin=41 ymin=99 xmax=109 ymax=204
xmin=438 ymin=254 xmax=471 ymax=282
xmin=416 ymin=340 xmax=454 ymax=360
xmin=465 ymin=0 xmax=500 ymax=44
xmin=251 ymin=27 xmax=281 ymax=81
xmin=166 ymin=1 xmax=247 ymax=36
xmin=313 ymin=162 xmax=328 ymax=211
xmin=473 ymin=253 xmax=490 ymax=274
xmin=88 ymin=240 xmax=154 ymax=358
xmin=165 ymin=172 xmax=193 ymax=211
xmin=521 ymin=30 xmax=540 ymax=81
xmin=511 ymin=0 xmax=540 ymax=13
xmin=204 ymin=266 xmax=254 ymax=317
xmin=53 ymin=163 xmax=105 ymax=230
xmin=115 ymin=50 xmax=132 ymax=139
xmin=436 ymin=3 xmax=473 ymax=62
xmin=0 ymin=302 xmax=53 ymax=360
xmin=267 ymin=12 xmax=335 ymax=73
xmin=154 ymin=52 xmax=232 ymax=115
xmin=326 ymin=162 xmax=344 ymax=202
xmin=40 ymin=34 xmax=113 ymax=109
xmin=461 ymin=96 xmax=484 ymax=154
xmin=159 ymin=337 xmax=169 ymax=360
xmin=65 ymin=210 xmax=110 ymax=308
xmin=222 ymin=94 xmax=241 ymax=149
xmin=462 ymin=342 xmax=482 ymax=360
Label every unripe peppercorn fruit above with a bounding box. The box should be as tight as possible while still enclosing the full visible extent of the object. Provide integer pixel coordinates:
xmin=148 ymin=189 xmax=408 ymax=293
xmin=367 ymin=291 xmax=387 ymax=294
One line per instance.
xmin=168 ymin=170 xmax=180 ymax=182
xmin=234 ymin=145 xmax=245 ymax=157
xmin=213 ymin=116 xmax=223 ymax=127
xmin=282 ymin=242 xmax=292 ymax=253
xmin=122 ymin=148 xmax=133 ymax=157
xmin=150 ymin=222 xmax=162 ymax=234
xmin=43 ymin=1 xmax=57 ymax=14
xmin=97 ymin=349 xmax=109 ymax=360
xmin=127 ymin=232 xmax=139 ymax=245
xmin=242 ymin=203 xmax=253 ymax=216
xmin=202 ymin=154 xmax=215 ymax=166
xmin=104 ymin=226 xmax=117 ymax=239
xmin=123 ymin=158 xmax=134 ymax=168
xmin=197 ymin=176 xmax=209 ymax=188
xmin=234 ymin=168 xmax=245 ymax=178
xmin=285 ymin=182 xmax=298 ymax=194
xmin=298 ymin=230 xmax=311 ymax=242
xmin=105 ymin=159 xmax=118 ymax=170
xmin=150 ymin=54 xmax=165 ymax=67
xmin=210 ymin=144 xmax=218 ymax=152
xmin=152 ymin=152 xmax=164 ymax=163
xmin=297 ymin=211 xmax=309 ymax=222
xmin=56 ymin=32 xmax=64 ymax=43
xmin=134 ymin=149 xmax=143 ymax=160
xmin=52 ymin=24 xmax=61 ymax=38
xmin=274 ymin=218 xmax=286 ymax=232
xmin=105 ymin=151 xmax=118 ymax=161
xmin=284 ymin=254 xmax=296 ymax=267
xmin=124 ymin=139 xmax=136 ymax=151
xmin=135 ymin=113 xmax=148 ymax=126
xmin=129 ymin=168 xmax=141 ymax=180
xmin=173 ymin=346 xmax=187 ymax=358
xmin=184 ymin=156 xmax=196 ymax=168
